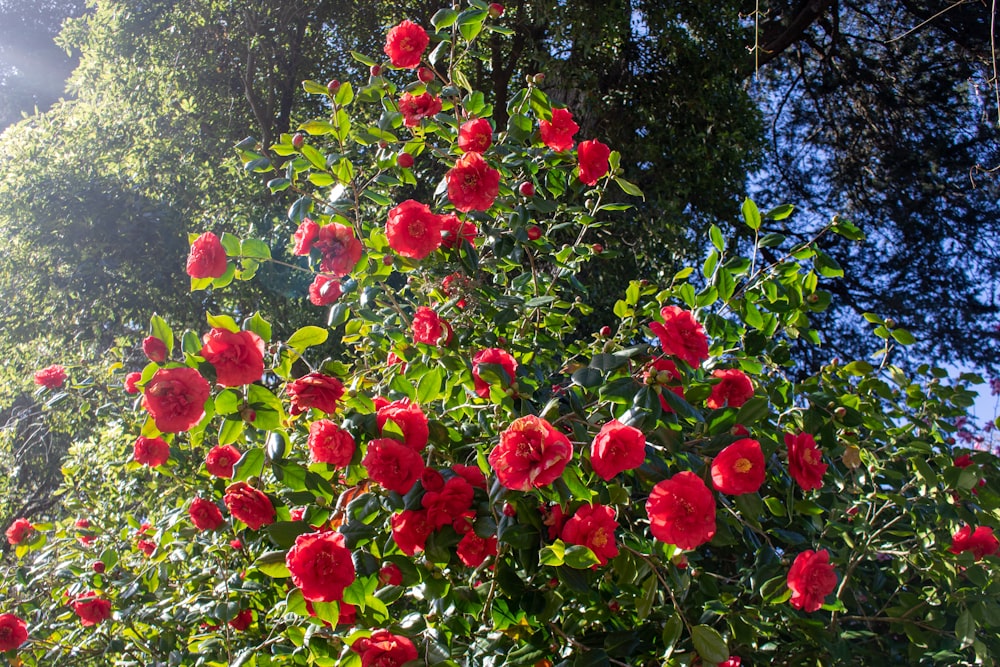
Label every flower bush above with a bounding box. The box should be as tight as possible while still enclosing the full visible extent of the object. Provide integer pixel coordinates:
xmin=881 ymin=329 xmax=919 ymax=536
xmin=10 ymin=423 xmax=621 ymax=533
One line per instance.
xmin=2 ymin=4 xmax=998 ymax=666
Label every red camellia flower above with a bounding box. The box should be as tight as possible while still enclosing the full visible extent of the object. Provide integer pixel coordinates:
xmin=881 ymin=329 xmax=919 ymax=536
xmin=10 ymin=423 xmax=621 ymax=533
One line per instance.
xmin=386 ymin=199 xmax=443 ymax=260
xmin=447 ymin=152 xmax=501 ymax=212
xmin=224 ymin=481 xmax=276 ymax=530
xmin=309 ymin=274 xmax=342 ymax=306
xmin=457 ymin=118 xmax=493 ymax=153
xmin=390 ymin=509 xmax=432 ymax=555
xmin=649 ymin=306 xmax=710 ymax=368
xmin=73 ymin=592 xmax=112 ymax=626
xmin=124 ymin=372 xmax=142 ymax=394
xmin=383 ymin=20 xmax=428 ymax=69
xmin=200 ymin=328 xmax=266 ymax=387
xmin=457 ymin=531 xmax=499 ymax=567
xmin=379 ymin=563 xmax=403 ymax=586
xmin=719 ymin=657 xmax=742 ymax=667
xmin=488 ymin=415 xmax=573 ymax=491
xmin=142 ymin=367 xmax=211 ymax=433
xmin=577 ymin=138 xmax=611 ymax=185
xmin=352 ymin=630 xmax=418 ymax=667
xmin=711 ymin=438 xmax=766 ymax=495
xmin=362 ymin=439 xmax=425 ymax=494
xmin=286 ymin=372 xmax=345 ymax=415
xmin=786 ymin=432 xmax=827 ymax=491
xmin=949 ymin=524 xmax=1000 ymax=560
xmin=452 ymin=463 xmax=487 ymax=490
xmin=472 ymin=348 xmax=518 ymax=399
xmin=539 ymin=107 xmax=579 ymax=151
xmin=228 ymin=609 xmax=253 ymax=631
xmin=590 ymin=420 xmax=647 ymax=481
xmin=423 ymin=476 xmax=475 ymax=529
xmin=787 ymin=549 xmax=838 ymax=612
xmin=440 ymin=214 xmax=478 ymax=249
xmin=314 ymin=222 xmax=363 ymax=277
xmin=561 ymin=503 xmax=620 ymax=565
xmin=307 ymin=420 xmax=356 ymax=467
xmin=646 ymin=471 xmax=716 ymax=550
xmin=186 ymin=231 xmax=228 ymax=279
xmin=286 ymin=530 xmax=357 ymax=602
xmin=293 ymin=218 xmax=319 ymax=255
xmin=411 ymin=306 xmax=452 ymax=347
xmin=5 ymin=518 xmax=33 ymax=545
xmin=133 ymin=436 xmax=170 ymax=467
xmin=0 ymin=613 xmax=28 ymax=651
xmin=33 ymin=364 xmax=67 ymax=389
xmin=706 ymin=369 xmax=754 ymax=409
xmin=136 ymin=538 xmax=156 ymax=556
xmin=398 ymin=91 xmax=442 ymax=127
xmin=205 ymin=444 xmax=241 ymax=478
xmin=142 ymin=336 xmax=168 ymax=363
xmin=377 ymin=399 xmax=430 ymax=451
xmin=189 ymin=497 xmax=224 ymax=531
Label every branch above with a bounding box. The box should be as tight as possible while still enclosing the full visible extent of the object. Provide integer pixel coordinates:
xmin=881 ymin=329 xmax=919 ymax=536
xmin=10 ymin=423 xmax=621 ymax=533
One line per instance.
xmin=744 ymin=0 xmax=837 ymax=76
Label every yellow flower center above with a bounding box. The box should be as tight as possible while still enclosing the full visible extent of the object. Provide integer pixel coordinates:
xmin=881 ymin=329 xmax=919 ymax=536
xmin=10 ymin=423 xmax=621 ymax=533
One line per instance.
xmin=734 ymin=457 xmax=752 ymax=474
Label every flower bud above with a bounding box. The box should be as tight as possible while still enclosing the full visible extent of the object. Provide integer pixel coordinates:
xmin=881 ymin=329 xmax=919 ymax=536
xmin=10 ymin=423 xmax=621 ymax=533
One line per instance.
xmin=599 ymin=326 xmax=611 ymax=337
xmin=518 ymin=181 xmax=535 ymax=197
xmin=502 ymin=502 xmax=517 ymax=517
xmin=327 ymin=79 xmax=341 ymax=94
xmin=527 ymin=225 xmax=542 ymax=241
xmin=488 ymin=3 xmax=504 ymax=18
xmin=370 ymin=64 xmax=382 ymax=77
xmin=417 ymin=67 xmax=435 ymax=83
xmin=396 ymin=152 xmax=414 ymax=168
xmin=92 ymin=561 xmax=106 ymax=574
xmin=291 ymin=133 xmax=305 ymax=149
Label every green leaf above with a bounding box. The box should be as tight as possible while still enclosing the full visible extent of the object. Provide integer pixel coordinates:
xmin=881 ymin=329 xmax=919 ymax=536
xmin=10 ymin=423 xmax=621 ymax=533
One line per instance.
xmin=232 ymin=448 xmax=265 ymax=483
xmin=246 ymin=312 xmax=272 ymax=342
xmin=734 ymin=397 xmax=769 ymax=426
xmin=890 ymin=328 xmax=916 ymax=345
xmin=764 ymin=203 xmax=794 ymax=220
xmin=431 ymin=8 xmax=458 ymax=30
xmin=525 ymin=296 xmax=556 ymax=308
xmin=241 ymin=238 xmax=271 ymax=260
xmin=334 ymin=82 xmax=354 ymax=107
xmin=206 ymin=313 xmax=240 ymax=333
xmin=709 ymin=224 xmax=725 ymax=252
xmin=299 ymin=119 xmax=335 ymax=135
xmin=302 ymin=79 xmax=330 ymax=95
xmin=218 ymin=418 xmax=245 ymax=446
xmin=814 ymin=249 xmax=844 ymax=278
xmin=614 ymin=177 xmax=644 ymax=198
xmin=691 ymin=625 xmax=728 ymax=664
xmin=265 ymin=521 xmax=312 ymax=549
xmin=286 ymin=325 xmax=329 ymax=353
xmin=956 ymin=609 xmax=976 ymax=648
xmin=742 ymin=197 xmax=762 ymax=230
xmin=149 ymin=314 xmax=174 ymax=357
xmin=636 ymin=574 xmax=658 ymax=620
xmin=300 ymin=144 xmax=326 ymax=170
xmin=350 ymin=51 xmax=376 ymax=67
xmin=254 ymin=550 xmax=291 ymax=578
xmin=572 ymin=367 xmax=603 ymax=389
xmin=416 ymin=367 xmax=443 ymax=404
xmin=564 ymin=545 xmax=601 ymax=569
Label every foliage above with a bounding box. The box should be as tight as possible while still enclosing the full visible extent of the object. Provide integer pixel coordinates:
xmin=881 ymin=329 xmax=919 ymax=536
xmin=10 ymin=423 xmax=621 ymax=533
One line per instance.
xmin=2 ymin=7 xmax=999 ymax=666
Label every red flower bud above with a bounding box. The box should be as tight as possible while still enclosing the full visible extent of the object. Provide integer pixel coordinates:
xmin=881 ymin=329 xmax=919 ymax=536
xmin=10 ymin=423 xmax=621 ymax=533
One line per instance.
xmin=292 ymin=133 xmax=305 ymax=149
xmin=488 ymin=3 xmax=504 ymax=18
xmin=518 ymin=181 xmax=535 ymax=197
xmin=370 ymin=64 xmax=382 ymax=77
xmin=527 ymin=225 xmax=542 ymax=241
xmin=396 ymin=152 xmax=414 ymax=168
xmin=327 ymin=79 xmax=341 ymax=93
xmin=92 ymin=561 xmax=106 ymax=574
xmin=417 ymin=67 xmax=435 ymax=83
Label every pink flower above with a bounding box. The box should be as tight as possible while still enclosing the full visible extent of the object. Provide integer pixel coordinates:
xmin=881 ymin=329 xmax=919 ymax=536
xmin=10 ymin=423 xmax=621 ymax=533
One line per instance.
xmin=72 ymin=592 xmax=112 ymax=626
xmin=398 ymin=92 xmax=442 ymax=127
xmin=286 ymin=372 xmax=344 ymax=415
xmin=307 ymin=420 xmax=356 ymax=467
xmin=314 ymin=223 xmax=363 ymax=277
xmin=224 ymin=481 xmax=276 ymax=530
xmin=457 ymin=531 xmax=498 ymax=567
xmin=186 ymin=232 xmax=228 ymax=279
xmin=411 ymin=306 xmax=452 ymax=346
xmin=286 ymin=530 xmax=356 ymax=602
xmin=309 ymin=274 xmax=342 ymax=306
xmin=200 ymin=328 xmax=266 ymax=387
xmin=710 ymin=438 xmax=765 ymax=495
xmin=142 ymin=367 xmax=211 ymax=433
xmin=133 ymin=436 xmax=170 ymax=467
xmin=189 ymin=498 xmax=224 ymax=531
xmin=205 ymin=444 xmax=241 ymax=478
xmin=0 ymin=613 xmax=28 ymax=651
xmin=362 ymin=439 xmax=425 ymax=494
xmin=472 ymin=348 xmax=518 ymax=399
xmin=377 ymin=399 xmax=429 ymax=451
xmin=5 ymin=518 xmax=33 ymax=545
xmin=292 ymin=218 xmax=319 ymax=255
xmin=440 ymin=214 xmax=478 ymax=249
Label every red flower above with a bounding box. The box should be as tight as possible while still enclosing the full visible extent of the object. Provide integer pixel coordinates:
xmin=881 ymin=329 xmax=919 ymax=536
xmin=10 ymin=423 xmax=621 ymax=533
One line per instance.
xmin=719 ymin=658 xmax=741 ymax=667
xmin=706 ymin=369 xmax=754 ymax=409
xmin=307 ymin=420 xmax=356 ymax=467
xmin=0 ymin=613 xmax=28 ymax=651
xmin=142 ymin=367 xmax=211 ymax=433
xmin=649 ymin=306 xmax=709 ymax=368
xmin=293 ymin=218 xmax=319 ymax=255
xmin=228 ymin=609 xmax=253 ymax=631
xmin=189 ymin=497 xmax=224 ymax=531
xmin=136 ymin=539 xmax=156 ymax=556
xmin=949 ymin=524 xmax=999 ymax=560
xmin=457 ymin=118 xmax=493 ymax=153
xmin=363 ymin=439 xmax=425 ymax=494
xmin=377 ymin=399 xmax=430 ymax=451
xmin=186 ymin=232 xmax=228 ymax=279
xmin=560 ymin=503 xmax=619 ymax=565
xmin=786 ymin=432 xmax=827 ymax=491
xmin=5 ymin=518 xmax=33 ymax=545
xmin=201 ymin=328 xmax=265 ymax=387
xmin=33 ymin=364 xmax=67 ymax=389
xmin=590 ymin=420 xmax=646 ymax=481
xmin=143 ymin=336 xmax=168 ymax=363
xmin=286 ymin=372 xmax=345 ymax=416
xmin=379 ymin=563 xmax=403 ymax=586
xmin=398 ymin=92 xmax=442 ymax=127
xmin=457 ymin=531 xmax=499 ymax=567
xmin=309 ymin=274 xmax=342 ymax=306
xmin=338 ymin=602 xmax=357 ymax=626
xmin=472 ymin=348 xmax=518 ymax=399
xmin=447 ymin=152 xmax=500 ymax=212
xmin=539 ymin=107 xmax=579 ymax=151
xmin=124 ymin=372 xmax=142 ymax=394
xmin=411 ymin=306 xmax=452 ymax=346
xmin=452 ymin=463 xmax=487 ymax=490
xmin=577 ymin=139 xmax=611 ymax=185
xmin=386 ymin=199 xmax=443 ymax=260
xmin=352 ymin=630 xmax=418 ymax=667
xmin=383 ymin=20 xmax=429 ymax=69
xmin=440 ymin=214 xmax=478 ymax=249
xmin=314 ymin=222 xmax=363 ymax=277
xmin=286 ymin=530 xmax=356 ymax=602
xmin=442 ymin=272 xmax=471 ymax=308
xmin=133 ymin=436 xmax=170 ymax=467
xmin=205 ymin=444 xmax=241 ymax=478
xmin=390 ymin=509 xmax=432 ymax=555
xmin=224 ymin=481 xmax=276 ymax=530
xmin=646 ymin=471 xmax=716 ymax=549
xmin=423 ymin=476 xmax=475 ymax=529
xmin=711 ymin=438 xmax=765 ymax=495
xmin=72 ymin=592 xmax=112 ymax=626
xmin=787 ymin=549 xmax=838 ymax=612
xmin=488 ymin=415 xmax=573 ymax=491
